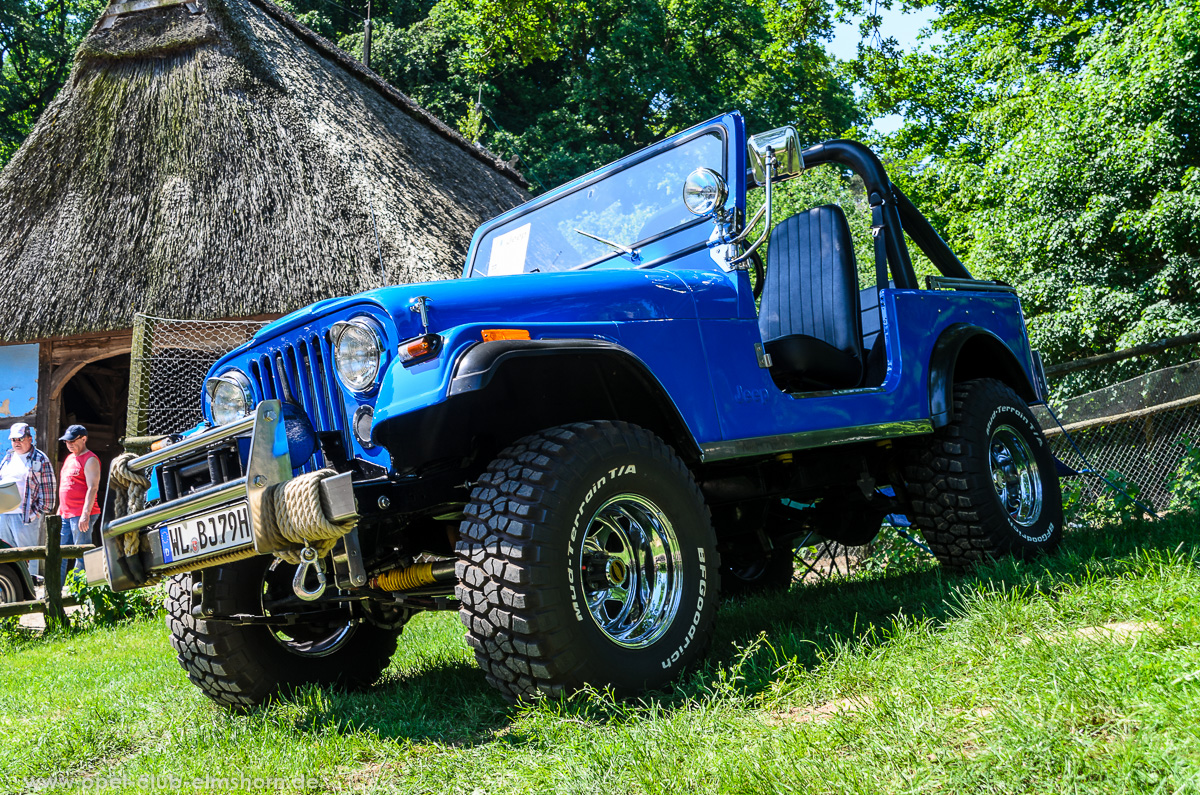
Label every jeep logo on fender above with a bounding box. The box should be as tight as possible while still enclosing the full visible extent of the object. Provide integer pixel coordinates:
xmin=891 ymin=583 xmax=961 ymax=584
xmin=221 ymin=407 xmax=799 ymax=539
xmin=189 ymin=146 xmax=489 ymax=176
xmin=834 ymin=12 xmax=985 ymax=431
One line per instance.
xmin=735 ymin=385 xmax=770 ymax=404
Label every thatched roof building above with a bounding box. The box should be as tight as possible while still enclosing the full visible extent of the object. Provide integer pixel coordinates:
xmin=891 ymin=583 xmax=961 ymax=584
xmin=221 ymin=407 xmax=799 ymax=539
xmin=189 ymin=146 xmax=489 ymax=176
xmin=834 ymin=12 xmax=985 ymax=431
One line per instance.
xmin=0 ymin=0 xmax=529 ymax=344
xmin=0 ymin=0 xmax=529 ymax=514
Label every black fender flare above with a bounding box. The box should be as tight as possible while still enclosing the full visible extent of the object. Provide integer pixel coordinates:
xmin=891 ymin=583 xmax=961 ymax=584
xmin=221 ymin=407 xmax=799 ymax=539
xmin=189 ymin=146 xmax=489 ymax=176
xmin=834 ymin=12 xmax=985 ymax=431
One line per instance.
xmin=450 ymin=338 xmax=628 ymax=395
xmin=929 ymin=324 xmax=1037 ymax=427
xmin=446 ymin=338 xmax=701 ymax=460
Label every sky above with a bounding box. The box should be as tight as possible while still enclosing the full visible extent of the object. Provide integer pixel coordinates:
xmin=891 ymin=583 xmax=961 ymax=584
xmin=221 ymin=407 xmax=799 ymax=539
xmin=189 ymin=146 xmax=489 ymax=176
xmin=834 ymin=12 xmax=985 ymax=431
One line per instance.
xmin=825 ymin=4 xmax=942 ymax=133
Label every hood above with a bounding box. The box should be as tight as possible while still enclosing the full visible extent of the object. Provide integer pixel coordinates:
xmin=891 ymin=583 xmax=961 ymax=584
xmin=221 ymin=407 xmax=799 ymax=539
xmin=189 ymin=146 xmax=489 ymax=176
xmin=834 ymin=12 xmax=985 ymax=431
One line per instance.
xmin=250 ymin=269 xmax=700 ymax=344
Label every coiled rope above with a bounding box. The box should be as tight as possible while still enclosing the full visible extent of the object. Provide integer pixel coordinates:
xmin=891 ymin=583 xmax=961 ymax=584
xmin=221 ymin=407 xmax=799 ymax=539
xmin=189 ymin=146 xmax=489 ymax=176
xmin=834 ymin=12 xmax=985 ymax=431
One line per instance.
xmin=259 ymin=468 xmax=358 ymax=564
xmin=109 ymin=453 xmax=151 ymax=556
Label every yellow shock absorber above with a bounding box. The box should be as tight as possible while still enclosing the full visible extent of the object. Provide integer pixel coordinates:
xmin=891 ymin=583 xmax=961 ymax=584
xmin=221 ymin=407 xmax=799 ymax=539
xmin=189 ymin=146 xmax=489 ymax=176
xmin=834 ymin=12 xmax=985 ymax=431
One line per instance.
xmin=371 ymin=562 xmax=437 ymax=591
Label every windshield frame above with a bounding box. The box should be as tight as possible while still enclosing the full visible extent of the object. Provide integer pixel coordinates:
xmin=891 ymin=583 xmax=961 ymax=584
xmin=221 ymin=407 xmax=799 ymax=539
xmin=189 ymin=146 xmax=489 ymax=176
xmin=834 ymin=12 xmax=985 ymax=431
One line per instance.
xmin=464 ymin=120 xmax=731 ymax=278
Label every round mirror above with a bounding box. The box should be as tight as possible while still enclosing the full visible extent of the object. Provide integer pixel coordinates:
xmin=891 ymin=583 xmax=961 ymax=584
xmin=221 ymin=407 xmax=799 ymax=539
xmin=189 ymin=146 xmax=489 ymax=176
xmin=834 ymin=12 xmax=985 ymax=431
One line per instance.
xmin=682 ymin=168 xmax=728 ymax=216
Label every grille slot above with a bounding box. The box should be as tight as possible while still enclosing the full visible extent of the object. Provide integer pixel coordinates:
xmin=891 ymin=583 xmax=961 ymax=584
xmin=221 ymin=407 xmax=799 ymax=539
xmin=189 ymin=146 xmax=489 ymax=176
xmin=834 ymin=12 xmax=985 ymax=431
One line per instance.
xmin=248 ymin=332 xmax=345 ymax=471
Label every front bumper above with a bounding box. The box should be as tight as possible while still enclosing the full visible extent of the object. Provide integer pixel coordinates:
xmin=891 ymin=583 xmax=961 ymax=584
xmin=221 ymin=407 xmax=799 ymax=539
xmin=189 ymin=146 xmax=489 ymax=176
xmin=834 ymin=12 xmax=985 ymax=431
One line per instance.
xmin=87 ymin=400 xmax=357 ymax=591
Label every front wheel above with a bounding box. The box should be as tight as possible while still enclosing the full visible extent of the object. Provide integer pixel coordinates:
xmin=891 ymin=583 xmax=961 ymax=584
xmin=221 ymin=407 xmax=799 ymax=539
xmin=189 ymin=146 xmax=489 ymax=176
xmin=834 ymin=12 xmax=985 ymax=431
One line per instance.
xmin=165 ymin=555 xmax=402 ymax=709
xmin=902 ymin=378 xmax=1063 ymax=568
xmin=456 ymin=421 xmax=719 ymax=701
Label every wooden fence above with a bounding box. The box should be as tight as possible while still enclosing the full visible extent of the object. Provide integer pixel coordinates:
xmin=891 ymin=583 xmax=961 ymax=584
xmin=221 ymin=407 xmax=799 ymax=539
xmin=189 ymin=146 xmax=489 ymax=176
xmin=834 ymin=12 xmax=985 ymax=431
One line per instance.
xmin=0 ymin=527 xmax=95 ymax=629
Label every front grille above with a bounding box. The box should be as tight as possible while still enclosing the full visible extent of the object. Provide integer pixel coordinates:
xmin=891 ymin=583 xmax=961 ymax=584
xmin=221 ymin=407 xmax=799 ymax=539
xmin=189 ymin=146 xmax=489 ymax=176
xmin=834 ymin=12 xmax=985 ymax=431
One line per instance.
xmin=248 ymin=331 xmax=347 ymax=471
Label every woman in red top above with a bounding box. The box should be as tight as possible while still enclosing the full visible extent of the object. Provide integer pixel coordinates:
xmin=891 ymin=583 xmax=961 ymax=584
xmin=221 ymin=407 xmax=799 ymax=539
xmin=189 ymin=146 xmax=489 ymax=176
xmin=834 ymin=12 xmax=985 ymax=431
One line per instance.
xmin=58 ymin=424 xmax=101 ymax=584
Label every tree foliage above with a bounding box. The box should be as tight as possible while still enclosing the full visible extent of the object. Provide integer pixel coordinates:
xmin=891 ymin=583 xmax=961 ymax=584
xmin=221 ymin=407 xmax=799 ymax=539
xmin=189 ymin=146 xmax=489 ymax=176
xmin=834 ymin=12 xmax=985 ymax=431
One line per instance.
xmin=333 ymin=0 xmax=859 ymax=187
xmin=850 ymin=0 xmax=1200 ymax=364
xmin=0 ymin=0 xmax=104 ymax=166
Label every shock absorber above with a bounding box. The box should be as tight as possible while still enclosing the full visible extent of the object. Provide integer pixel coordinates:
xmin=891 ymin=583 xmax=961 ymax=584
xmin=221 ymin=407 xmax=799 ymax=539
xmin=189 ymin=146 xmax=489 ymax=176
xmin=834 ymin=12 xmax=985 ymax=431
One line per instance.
xmin=370 ymin=559 xmax=457 ymax=591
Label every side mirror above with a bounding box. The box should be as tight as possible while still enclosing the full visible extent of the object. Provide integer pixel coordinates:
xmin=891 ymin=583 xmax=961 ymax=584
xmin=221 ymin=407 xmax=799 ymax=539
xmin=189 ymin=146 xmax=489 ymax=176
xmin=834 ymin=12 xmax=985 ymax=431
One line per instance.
xmin=682 ymin=168 xmax=728 ymax=217
xmin=747 ymin=126 xmax=804 ymax=185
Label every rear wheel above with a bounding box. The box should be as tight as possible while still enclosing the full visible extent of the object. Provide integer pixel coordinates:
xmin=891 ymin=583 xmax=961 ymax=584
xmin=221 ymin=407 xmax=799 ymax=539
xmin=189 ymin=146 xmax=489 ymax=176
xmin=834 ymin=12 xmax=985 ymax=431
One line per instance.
xmin=165 ymin=555 xmax=402 ymax=709
xmin=903 ymin=378 xmax=1063 ymax=568
xmin=456 ymin=421 xmax=719 ymax=701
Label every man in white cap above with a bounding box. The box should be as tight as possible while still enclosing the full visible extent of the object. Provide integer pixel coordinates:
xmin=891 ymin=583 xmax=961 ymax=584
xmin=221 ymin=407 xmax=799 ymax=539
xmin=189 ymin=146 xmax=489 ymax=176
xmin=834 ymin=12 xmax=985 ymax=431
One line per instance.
xmin=0 ymin=422 xmax=56 ymax=581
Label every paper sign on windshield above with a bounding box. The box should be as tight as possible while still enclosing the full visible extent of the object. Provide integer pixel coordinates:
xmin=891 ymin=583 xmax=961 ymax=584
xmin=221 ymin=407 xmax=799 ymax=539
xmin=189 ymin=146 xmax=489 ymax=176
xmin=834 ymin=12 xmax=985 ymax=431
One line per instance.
xmin=488 ymin=223 xmax=531 ymax=276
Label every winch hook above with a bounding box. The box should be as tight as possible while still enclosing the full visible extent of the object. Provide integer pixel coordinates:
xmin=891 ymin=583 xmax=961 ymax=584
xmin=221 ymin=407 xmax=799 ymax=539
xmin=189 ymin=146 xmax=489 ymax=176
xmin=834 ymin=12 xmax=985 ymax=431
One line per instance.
xmin=292 ymin=546 xmax=327 ymax=601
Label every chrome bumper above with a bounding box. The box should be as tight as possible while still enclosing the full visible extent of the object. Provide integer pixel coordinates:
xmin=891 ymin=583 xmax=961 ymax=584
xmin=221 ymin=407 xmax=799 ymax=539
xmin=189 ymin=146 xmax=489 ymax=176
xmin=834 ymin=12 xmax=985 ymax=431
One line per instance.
xmin=90 ymin=400 xmax=356 ymax=591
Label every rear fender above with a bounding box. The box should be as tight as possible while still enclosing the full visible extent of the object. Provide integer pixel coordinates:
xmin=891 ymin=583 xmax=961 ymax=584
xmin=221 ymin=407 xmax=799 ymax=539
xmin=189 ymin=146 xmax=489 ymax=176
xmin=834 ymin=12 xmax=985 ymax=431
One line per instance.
xmin=929 ymin=324 xmax=1037 ymax=426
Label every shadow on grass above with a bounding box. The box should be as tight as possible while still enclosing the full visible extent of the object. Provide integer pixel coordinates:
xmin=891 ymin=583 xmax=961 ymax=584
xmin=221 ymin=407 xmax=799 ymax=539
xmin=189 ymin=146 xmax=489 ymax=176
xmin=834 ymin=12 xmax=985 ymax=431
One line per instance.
xmin=273 ymin=654 xmax=515 ymax=746
xmin=703 ymin=513 xmax=1197 ymax=693
xmin=279 ymin=512 xmax=1199 ymax=742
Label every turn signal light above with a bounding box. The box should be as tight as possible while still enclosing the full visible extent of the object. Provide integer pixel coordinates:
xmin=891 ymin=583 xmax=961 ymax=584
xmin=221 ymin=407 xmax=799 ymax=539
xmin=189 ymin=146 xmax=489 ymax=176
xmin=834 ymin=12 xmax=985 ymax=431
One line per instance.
xmin=398 ymin=333 xmax=442 ymax=366
xmin=482 ymin=329 xmax=531 ymax=342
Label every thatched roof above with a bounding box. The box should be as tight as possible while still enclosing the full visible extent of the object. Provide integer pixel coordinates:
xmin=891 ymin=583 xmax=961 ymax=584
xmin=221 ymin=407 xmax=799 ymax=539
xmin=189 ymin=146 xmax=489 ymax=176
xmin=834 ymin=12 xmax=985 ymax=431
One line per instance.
xmin=0 ymin=0 xmax=529 ymax=343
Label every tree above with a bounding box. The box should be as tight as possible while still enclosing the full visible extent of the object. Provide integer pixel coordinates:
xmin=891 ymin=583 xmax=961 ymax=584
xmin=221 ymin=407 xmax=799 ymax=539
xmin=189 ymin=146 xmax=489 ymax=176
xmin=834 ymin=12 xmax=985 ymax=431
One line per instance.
xmin=0 ymin=0 xmax=104 ymax=166
xmin=848 ymin=0 xmax=1200 ymax=365
xmin=340 ymin=0 xmax=860 ymax=187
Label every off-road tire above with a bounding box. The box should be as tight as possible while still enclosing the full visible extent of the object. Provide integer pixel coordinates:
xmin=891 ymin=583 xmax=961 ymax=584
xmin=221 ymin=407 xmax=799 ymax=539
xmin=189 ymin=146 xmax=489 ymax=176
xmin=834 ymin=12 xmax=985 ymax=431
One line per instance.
xmin=456 ymin=421 xmax=719 ymax=701
xmin=165 ymin=555 xmax=401 ymax=709
xmin=902 ymin=378 xmax=1063 ymax=568
xmin=721 ymin=548 xmax=794 ymax=596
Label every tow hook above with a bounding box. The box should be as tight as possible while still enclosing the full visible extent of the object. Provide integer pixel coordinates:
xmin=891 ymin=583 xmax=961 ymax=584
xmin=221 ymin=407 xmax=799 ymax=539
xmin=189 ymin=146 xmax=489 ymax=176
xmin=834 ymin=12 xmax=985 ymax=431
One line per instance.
xmin=292 ymin=546 xmax=327 ymax=601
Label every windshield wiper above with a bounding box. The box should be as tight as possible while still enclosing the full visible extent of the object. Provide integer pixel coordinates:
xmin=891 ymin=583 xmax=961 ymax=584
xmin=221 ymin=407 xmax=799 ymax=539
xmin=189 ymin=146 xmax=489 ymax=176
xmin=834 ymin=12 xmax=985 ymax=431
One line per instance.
xmin=574 ymin=228 xmax=641 ymax=263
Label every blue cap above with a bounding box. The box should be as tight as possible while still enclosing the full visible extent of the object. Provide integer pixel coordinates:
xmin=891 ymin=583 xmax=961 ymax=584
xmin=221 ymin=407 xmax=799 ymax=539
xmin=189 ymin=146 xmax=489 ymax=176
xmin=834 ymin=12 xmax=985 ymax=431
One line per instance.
xmin=59 ymin=424 xmax=88 ymax=441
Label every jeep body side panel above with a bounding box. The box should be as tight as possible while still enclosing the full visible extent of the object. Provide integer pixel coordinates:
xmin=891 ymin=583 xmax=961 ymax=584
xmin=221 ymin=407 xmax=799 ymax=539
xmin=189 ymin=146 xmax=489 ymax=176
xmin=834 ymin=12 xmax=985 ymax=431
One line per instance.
xmin=694 ymin=288 xmax=1040 ymax=460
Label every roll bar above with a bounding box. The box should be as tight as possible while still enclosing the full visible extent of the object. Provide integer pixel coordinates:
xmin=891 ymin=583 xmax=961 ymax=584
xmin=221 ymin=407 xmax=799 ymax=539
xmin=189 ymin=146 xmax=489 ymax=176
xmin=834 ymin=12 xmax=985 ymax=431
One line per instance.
xmin=797 ymin=139 xmax=972 ymax=288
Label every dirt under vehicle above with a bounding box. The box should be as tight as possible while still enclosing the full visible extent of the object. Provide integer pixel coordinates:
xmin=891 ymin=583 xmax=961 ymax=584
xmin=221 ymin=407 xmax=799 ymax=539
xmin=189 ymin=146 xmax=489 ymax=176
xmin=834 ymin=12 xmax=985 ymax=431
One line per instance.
xmin=86 ymin=112 xmax=1064 ymax=707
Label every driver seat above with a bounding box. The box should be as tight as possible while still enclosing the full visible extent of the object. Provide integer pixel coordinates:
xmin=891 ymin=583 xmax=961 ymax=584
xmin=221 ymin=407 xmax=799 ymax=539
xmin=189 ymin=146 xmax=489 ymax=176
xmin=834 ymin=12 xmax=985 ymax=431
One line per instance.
xmin=759 ymin=205 xmax=865 ymax=392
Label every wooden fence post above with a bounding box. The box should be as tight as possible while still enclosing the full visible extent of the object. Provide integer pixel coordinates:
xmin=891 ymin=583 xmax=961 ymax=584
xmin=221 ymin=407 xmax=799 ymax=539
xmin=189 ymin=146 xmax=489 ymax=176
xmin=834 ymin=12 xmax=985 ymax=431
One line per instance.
xmin=42 ymin=516 xmax=68 ymax=629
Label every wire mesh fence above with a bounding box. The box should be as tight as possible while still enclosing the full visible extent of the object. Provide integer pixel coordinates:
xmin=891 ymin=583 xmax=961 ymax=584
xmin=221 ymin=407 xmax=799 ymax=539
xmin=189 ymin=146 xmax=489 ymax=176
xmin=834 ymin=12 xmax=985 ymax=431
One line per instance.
xmin=126 ymin=314 xmax=269 ymax=440
xmin=1033 ymin=334 xmax=1200 ymax=515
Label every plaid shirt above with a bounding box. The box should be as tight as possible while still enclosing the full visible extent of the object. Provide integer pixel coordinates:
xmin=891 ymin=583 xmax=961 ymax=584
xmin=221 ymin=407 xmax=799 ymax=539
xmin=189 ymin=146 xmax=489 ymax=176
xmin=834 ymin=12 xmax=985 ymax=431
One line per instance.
xmin=0 ymin=446 xmax=56 ymax=523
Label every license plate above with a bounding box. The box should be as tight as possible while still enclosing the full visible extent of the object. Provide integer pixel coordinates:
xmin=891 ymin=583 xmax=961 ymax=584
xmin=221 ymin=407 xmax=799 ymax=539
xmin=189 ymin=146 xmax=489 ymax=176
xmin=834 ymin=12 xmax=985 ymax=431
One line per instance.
xmin=160 ymin=502 xmax=253 ymax=564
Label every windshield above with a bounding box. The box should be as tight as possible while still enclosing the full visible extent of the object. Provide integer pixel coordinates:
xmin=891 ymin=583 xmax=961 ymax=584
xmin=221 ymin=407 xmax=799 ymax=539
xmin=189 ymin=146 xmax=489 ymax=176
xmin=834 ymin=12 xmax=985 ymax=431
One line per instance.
xmin=469 ymin=131 xmax=725 ymax=277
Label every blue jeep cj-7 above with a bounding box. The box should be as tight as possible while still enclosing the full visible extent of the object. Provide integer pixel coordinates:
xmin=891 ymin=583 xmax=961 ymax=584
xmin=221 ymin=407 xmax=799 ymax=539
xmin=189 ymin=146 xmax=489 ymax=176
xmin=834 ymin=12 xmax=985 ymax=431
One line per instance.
xmin=87 ymin=112 xmax=1063 ymax=707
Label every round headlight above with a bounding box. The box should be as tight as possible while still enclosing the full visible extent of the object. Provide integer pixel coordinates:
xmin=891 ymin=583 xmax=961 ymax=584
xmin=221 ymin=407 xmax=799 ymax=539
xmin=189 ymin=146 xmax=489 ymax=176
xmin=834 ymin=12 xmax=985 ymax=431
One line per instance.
xmin=205 ymin=371 xmax=253 ymax=426
xmin=682 ymin=168 xmax=728 ymax=216
xmin=333 ymin=319 xmax=384 ymax=392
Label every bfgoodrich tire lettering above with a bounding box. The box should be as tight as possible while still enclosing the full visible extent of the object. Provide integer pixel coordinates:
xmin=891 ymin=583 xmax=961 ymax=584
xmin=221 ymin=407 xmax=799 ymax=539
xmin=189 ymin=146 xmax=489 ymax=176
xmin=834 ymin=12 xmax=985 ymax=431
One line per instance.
xmin=165 ymin=555 xmax=401 ymax=709
xmin=456 ymin=421 xmax=719 ymax=701
xmin=903 ymin=378 xmax=1063 ymax=568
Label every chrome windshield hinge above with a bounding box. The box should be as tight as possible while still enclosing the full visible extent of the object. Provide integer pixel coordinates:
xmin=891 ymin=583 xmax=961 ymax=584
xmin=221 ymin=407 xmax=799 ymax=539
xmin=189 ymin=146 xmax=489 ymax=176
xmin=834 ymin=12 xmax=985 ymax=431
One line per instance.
xmin=410 ymin=296 xmax=431 ymax=334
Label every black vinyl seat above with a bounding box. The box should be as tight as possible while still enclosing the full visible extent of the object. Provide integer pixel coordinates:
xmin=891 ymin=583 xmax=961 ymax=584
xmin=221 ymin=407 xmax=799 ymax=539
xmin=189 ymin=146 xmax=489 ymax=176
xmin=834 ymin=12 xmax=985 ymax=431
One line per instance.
xmin=758 ymin=205 xmax=865 ymax=392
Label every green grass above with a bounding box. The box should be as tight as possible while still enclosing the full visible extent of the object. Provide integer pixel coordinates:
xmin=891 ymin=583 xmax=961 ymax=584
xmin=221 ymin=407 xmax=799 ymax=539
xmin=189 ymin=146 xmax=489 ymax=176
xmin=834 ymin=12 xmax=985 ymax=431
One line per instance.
xmin=3 ymin=513 xmax=1200 ymax=794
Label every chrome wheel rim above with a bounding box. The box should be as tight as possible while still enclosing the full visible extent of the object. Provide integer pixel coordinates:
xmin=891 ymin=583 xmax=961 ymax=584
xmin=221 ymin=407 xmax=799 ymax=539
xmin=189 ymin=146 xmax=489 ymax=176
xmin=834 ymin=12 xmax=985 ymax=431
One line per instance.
xmin=261 ymin=559 xmax=354 ymax=657
xmin=578 ymin=494 xmax=683 ymax=649
xmin=989 ymin=425 xmax=1043 ymax=527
